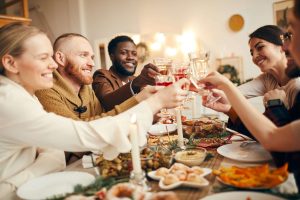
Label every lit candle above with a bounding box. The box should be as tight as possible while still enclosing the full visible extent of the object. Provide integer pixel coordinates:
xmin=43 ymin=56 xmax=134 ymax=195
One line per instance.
xmin=176 ymin=109 xmax=184 ymax=147
xmin=129 ymin=114 xmax=142 ymax=174
xmin=192 ymin=93 xmax=197 ymax=119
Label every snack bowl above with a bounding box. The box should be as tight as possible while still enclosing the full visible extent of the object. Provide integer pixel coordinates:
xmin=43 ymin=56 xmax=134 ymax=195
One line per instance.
xmin=174 ymin=148 xmax=207 ymax=166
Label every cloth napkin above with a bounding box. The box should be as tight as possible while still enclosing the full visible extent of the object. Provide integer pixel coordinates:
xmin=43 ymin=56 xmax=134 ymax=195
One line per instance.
xmin=272 ymin=173 xmax=299 ymax=194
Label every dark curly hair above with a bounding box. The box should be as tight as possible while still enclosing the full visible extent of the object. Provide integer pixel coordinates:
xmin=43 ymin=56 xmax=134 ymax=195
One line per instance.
xmin=108 ymin=35 xmax=135 ymax=55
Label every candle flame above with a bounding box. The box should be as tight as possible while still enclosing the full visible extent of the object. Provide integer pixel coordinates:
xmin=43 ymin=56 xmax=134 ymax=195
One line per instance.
xmin=130 ymin=114 xmax=137 ymax=123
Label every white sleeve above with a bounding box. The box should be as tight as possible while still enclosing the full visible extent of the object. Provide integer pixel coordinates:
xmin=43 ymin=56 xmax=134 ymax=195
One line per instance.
xmin=238 ymin=74 xmax=268 ymax=98
xmin=4 ymin=148 xmax=66 ymax=188
xmin=2 ymin=94 xmax=153 ymax=160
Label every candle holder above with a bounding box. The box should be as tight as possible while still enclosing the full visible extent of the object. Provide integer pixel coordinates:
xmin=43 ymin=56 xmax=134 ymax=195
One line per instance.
xmin=129 ymin=170 xmax=151 ymax=191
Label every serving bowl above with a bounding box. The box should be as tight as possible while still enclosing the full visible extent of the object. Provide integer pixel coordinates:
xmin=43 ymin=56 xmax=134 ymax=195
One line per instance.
xmin=174 ymin=148 xmax=207 ymax=166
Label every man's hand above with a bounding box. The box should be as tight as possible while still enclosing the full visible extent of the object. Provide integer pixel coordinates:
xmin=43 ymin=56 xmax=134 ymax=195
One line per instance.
xmin=132 ymin=63 xmax=159 ymax=92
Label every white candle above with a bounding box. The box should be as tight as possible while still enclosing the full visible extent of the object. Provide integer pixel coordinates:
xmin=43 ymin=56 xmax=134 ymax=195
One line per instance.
xmin=192 ymin=93 xmax=197 ymax=119
xmin=129 ymin=114 xmax=142 ymax=174
xmin=176 ymin=109 xmax=184 ymax=147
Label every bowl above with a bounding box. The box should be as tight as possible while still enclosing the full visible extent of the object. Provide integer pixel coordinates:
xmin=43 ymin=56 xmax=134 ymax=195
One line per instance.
xmin=174 ymin=148 xmax=207 ymax=166
xmin=148 ymin=123 xmax=177 ymax=136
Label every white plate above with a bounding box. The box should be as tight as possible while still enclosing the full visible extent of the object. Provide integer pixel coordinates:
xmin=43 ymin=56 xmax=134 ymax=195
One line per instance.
xmin=17 ymin=171 xmax=95 ymax=200
xmin=200 ymin=191 xmax=287 ymax=200
xmin=148 ymin=123 xmax=177 ymax=136
xmin=217 ymin=142 xmax=272 ymax=162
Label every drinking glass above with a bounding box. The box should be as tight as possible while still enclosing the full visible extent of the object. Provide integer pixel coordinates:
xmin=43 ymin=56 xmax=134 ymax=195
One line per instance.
xmin=170 ymin=61 xmax=191 ymax=110
xmin=189 ymin=51 xmax=221 ymax=105
xmin=153 ymin=58 xmax=173 ymax=116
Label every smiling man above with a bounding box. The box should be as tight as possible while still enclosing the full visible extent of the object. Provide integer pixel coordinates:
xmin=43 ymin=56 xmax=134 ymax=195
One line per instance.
xmin=35 ymin=33 xmax=145 ymax=164
xmin=93 ymin=35 xmax=158 ymax=111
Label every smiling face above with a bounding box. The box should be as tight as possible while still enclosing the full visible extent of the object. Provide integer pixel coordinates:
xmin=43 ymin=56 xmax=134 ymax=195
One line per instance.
xmin=110 ymin=41 xmax=137 ymax=76
xmin=13 ymin=34 xmax=58 ymax=94
xmin=249 ymin=38 xmax=287 ymax=73
xmin=58 ymin=36 xmax=95 ymax=85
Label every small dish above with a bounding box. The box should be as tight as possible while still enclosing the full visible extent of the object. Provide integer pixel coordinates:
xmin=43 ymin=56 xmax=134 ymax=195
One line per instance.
xmin=148 ymin=123 xmax=177 ymax=136
xmin=158 ymin=176 xmax=209 ymax=190
xmin=175 ymin=148 xmax=207 ymax=166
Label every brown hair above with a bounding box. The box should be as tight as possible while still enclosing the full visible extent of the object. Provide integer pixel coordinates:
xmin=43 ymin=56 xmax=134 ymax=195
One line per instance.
xmin=0 ymin=22 xmax=44 ymax=75
xmin=294 ymin=0 xmax=300 ymax=19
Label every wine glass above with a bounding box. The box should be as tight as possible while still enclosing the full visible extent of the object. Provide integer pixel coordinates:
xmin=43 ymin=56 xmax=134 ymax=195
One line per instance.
xmin=170 ymin=61 xmax=191 ymax=110
xmin=188 ymin=51 xmax=221 ymax=105
xmin=153 ymin=58 xmax=173 ymax=116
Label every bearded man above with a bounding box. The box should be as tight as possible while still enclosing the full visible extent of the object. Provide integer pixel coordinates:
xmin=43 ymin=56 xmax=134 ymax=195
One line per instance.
xmin=93 ymin=35 xmax=159 ymax=111
xmin=35 ymin=33 xmax=153 ymax=164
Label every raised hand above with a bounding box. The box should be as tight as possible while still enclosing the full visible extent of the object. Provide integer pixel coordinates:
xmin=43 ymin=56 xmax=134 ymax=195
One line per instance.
xmin=202 ymin=89 xmax=232 ymax=113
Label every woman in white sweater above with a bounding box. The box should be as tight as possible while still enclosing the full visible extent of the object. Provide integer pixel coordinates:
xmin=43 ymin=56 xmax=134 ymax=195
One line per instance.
xmin=0 ymin=23 xmax=189 ymax=198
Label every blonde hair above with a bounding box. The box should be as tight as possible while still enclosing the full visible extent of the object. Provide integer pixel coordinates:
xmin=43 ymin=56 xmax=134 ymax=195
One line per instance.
xmin=0 ymin=23 xmax=45 ymax=75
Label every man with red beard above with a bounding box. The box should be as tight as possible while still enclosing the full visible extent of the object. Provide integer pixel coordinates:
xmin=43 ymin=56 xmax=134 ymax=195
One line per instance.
xmin=35 ymin=33 xmax=154 ymax=163
xmin=93 ymin=35 xmax=159 ymax=111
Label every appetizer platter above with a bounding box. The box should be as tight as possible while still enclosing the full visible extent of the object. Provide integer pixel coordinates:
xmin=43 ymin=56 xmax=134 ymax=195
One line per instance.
xmin=148 ymin=163 xmax=212 ymax=190
xmin=213 ymin=163 xmax=289 ymax=189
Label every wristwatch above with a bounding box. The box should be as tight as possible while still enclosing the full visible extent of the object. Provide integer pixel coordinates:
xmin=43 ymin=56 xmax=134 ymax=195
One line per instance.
xmin=266 ymin=99 xmax=283 ymax=108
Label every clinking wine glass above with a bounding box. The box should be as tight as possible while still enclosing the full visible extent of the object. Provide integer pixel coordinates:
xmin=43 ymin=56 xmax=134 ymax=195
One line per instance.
xmin=170 ymin=61 xmax=191 ymax=110
xmin=189 ymin=51 xmax=221 ymax=105
xmin=153 ymin=58 xmax=173 ymax=116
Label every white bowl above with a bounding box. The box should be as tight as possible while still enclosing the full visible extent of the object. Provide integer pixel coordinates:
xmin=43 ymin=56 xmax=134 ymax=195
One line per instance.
xmin=148 ymin=123 xmax=177 ymax=136
xmin=175 ymin=148 xmax=207 ymax=166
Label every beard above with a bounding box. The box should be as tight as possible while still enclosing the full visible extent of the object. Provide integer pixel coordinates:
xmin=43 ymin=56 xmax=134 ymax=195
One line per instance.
xmin=286 ymin=64 xmax=300 ymax=78
xmin=113 ymin=60 xmax=137 ymax=76
xmin=65 ymin=62 xmax=93 ymax=85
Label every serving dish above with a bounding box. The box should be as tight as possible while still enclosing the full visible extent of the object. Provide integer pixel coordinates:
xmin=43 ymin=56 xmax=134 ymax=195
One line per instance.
xmin=174 ymin=148 xmax=207 ymax=166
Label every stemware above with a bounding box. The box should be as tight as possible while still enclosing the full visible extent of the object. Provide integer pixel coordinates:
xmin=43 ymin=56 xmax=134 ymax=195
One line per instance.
xmin=153 ymin=58 xmax=173 ymax=116
xmin=189 ymin=51 xmax=221 ymax=105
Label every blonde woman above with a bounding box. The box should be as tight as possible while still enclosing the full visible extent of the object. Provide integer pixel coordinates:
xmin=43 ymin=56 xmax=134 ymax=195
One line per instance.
xmin=0 ymin=23 xmax=189 ymax=198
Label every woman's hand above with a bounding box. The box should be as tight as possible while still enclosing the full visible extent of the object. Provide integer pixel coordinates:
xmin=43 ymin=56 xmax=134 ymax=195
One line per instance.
xmin=198 ymin=71 xmax=233 ymax=90
xmin=146 ymin=78 xmax=189 ymax=113
xmin=263 ymin=89 xmax=287 ymax=108
xmin=202 ymin=89 xmax=232 ymax=113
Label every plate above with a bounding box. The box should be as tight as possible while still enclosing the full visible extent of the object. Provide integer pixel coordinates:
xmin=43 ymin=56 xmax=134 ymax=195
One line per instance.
xmin=217 ymin=142 xmax=272 ymax=162
xmin=200 ymin=191 xmax=286 ymax=200
xmin=17 ymin=171 xmax=95 ymax=200
xmin=148 ymin=123 xmax=177 ymax=136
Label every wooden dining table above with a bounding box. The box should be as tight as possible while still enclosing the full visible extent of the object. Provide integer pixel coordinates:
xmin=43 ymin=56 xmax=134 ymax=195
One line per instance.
xmin=64 ymin=146 xmax=271 ymax=200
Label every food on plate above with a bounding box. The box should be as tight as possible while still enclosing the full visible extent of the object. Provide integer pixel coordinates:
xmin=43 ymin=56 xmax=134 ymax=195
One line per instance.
xmin=163 ymin=174 xmax=180 ymax=185
xmin=183 ymin=117 xmax=225 ymax=137
xmin=213 ymin=163 xmax=289 ymax=188
xmin=188 ymin=166 xmax=204 ymax=175
xmin=174 ymin=170 xmax=187 ymax=181
xmin=95 ymin=147 xmax=172 ymax=177
xmin=186 ymin=173 xmax=206 ymax=184
xmin=196 ymin=137 xmax=231 ymax=148
xmin=105 ymin=183 xmax=144 ymax=200
xmin=156 ymin=167 xmax=169 ymax=177
xmin=169 ymin=163 xmax=190 ymax=173
xmin=147 ymin=134 xmax=178 ymax=146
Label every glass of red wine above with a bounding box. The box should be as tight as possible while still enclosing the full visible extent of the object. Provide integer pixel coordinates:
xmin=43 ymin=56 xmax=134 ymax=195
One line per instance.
xmin=153 ymin=58 xmax=173 ymax=116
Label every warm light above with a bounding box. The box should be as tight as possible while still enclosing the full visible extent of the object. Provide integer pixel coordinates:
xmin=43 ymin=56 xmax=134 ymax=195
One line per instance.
xmin=154 ymin=32 xmax=166 ymax=43
xmin=132 ymin=34 xmax=141 ymax=44
xmin=150 ymin=42 xmax=161 ymax=51
xmin=179 ymin=31 xmax=197 ymax=54
xmin=165 ymin=47 xmax=177 ymax=57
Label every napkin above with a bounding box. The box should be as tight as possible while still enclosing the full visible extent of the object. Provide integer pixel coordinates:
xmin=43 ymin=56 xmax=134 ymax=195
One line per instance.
xmin=82 ymin=154 xmax=99 ymax=169
xmin=272 ymin=173 xmax=299 ymax=194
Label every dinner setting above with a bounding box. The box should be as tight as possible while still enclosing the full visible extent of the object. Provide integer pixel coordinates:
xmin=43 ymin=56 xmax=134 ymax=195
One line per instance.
xmin=1 ymin=0 xmax=300 ymax=200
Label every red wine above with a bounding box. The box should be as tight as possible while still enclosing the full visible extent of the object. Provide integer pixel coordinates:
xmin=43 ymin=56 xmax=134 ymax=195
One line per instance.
xmin=156 ymin=82 xmax=173 ymax=86
xmin=173 ymin=73 xmax=187 ymax=81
